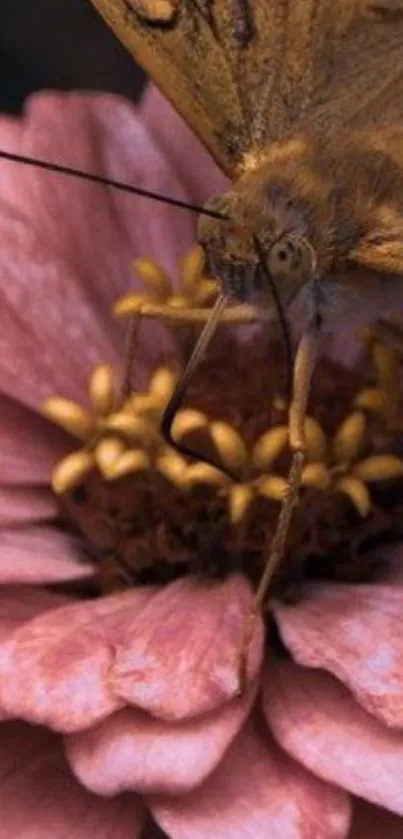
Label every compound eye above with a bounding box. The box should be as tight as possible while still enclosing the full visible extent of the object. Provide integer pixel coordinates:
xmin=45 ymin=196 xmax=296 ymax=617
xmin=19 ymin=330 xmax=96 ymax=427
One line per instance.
xmin=267 ymin=235 xmax=314 ymax=282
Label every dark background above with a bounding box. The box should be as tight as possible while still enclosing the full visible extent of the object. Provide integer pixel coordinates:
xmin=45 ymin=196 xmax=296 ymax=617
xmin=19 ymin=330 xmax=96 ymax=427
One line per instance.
xmin=0 ymin=0 xmax=146 ymax=113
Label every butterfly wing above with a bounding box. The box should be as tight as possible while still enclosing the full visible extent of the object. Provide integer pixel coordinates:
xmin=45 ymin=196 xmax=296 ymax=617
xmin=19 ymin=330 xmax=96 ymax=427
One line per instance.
xmin=89 ymin=0 xmax=403 ymax=177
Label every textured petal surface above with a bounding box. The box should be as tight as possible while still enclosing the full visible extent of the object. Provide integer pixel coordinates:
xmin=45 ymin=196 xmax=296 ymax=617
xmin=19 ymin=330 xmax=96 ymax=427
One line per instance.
xmin=0 ymin=721 xmax=144 ymax=838
xmin=0 ymin=485 xmax=56 ymax=524
xmin=264 ymin=660 xmax=403 ymax=816
xmin=0 ymin=91 xmax=194 ymax=410
xmin=0 ymin=394 xmax=71 ymax=484
xmin=110 ymin=574 xmax=264 ymax=720
xmin=66 ymin=682 xmax=257 ymax=796
xmin=0 ymin=526 xmax=92 ymax=583
xmin=0 ymin=575 xmax=262 ymax=731
xmin=150 ymin=720 xmax=351 ymax=839
xmin=0 ymin=587 xmax=153 ymax=731
xmin=349 ymin=800 xmax=403 ymax=839
xmin=273 ymin=582 xmax=403 ymax=727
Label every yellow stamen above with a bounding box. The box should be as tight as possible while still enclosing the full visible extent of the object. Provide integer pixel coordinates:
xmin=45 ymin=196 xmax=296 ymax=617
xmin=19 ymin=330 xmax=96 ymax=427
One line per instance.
xmin=149 ymin=366 xmax=178 ymax=405
xmin=252 ymin=426 xmax=289 ymax=470
xmin=89 ymin=364 xmax=116 ymax=414
xmin=301 ymin=463 xmax=331 ymax=491
xmin=95 ymin=437 xmax=126 ymax=479
xmin=257 ymin=475 xmax=288 ymax=502
xmin=209 ymin=421 xmax=248 ymax=473
xmin=132 ymin=257 xmax=171 ymax=301
xmin=103 ymin=413 xmax=159 ymax=446
xmin=51 ymin=451 xmax=95 ymax=494
xmin=182 ymin=462 xmax=230 ymax=488
xmin=155 ymin=450 xmax=187 ymax=487
xmin=335 ymin=476 xmax=370 ymax=517
xmin=354 ymin=387 xmax=389 ymax=416
xmin=107 ymin=449 xmax=150 ymax=479
xmin=229 ymin=484 xmax=254 ymax=523
xmin=352 ymin=454 xmax=403 ymax=482
xmin=304 ymin=417 xmax=327 ymax=463
xmin=332 ymin=411 xmax=366 ymax=463
xmin=42 ymin=397 xmax=94 ymax=440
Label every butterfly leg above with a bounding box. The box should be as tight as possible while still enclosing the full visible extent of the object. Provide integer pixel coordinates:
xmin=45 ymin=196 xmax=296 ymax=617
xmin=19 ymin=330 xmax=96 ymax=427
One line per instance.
xmin=238 ymin=315 xmax=322 ymax=693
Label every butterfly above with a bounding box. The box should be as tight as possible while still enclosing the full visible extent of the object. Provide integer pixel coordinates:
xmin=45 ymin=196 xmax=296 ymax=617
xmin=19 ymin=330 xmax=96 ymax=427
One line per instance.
xmin=84 ymin=0 xmax=403 ymax=651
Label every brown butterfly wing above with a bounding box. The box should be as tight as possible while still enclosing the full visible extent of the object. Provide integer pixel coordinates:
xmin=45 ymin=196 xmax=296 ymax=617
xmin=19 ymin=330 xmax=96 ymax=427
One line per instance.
xmin=89 ymin=0 xmax=403 ymax=177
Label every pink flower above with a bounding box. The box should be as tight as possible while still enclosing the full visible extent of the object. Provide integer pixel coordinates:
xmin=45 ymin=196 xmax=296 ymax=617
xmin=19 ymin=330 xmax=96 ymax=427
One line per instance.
xmin=0 ymin=85 xmax=402 ymax=838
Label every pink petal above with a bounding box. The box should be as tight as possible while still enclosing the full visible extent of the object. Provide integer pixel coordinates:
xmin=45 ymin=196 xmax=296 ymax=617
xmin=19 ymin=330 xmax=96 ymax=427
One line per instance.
xmin=0 ymin=721 xmax=144 ymax=838
xmin=264 ymin=660 xmax=403 ymax=816
xmin=0 ymin=586 xmax=69 ymax=642
xmin=66 ymin=681 xmax=257 ymax=796
xmin=142 ymin=86 xmax=228 ymax=205
xmin=0 ymin=92 xmax=201 ymax=408
xmin=0 ymin=485 xmax=56 ymax=524
xmin=110 ymin=574 xmax=264 ymax=720
xmin=0 ymin=209 xmax=120 ymax=407
xmin=0 ymin=588 xmax=154 ymax=732
xmin=150 ymin=720 xmax=351 ymax=839
xmin=273 ymin=582 xmax=403 ymax=727
xmin=349 ymin=800 xmax=403 ymax=839
xmin=0 ymin=526 xmax=93 ymax=583
xmin=0 ymin=576 xmax=262 ymax=732
xmin=0 ymin=394 xmax=70 ymax=484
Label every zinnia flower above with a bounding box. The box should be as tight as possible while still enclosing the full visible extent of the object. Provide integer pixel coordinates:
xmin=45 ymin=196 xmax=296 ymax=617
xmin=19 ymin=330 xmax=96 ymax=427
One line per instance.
xmin=0 ymin=85 xmax=403 ymax=839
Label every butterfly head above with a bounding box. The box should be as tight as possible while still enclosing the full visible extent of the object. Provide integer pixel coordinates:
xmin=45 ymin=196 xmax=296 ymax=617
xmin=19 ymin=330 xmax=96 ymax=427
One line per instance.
xmin=197 ymin=183 xmax=317 ymax=312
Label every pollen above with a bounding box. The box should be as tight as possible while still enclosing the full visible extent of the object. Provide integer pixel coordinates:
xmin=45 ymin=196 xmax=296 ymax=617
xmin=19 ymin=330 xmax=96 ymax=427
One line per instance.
xmin=43 ymin=249 xmax=403 ymax=596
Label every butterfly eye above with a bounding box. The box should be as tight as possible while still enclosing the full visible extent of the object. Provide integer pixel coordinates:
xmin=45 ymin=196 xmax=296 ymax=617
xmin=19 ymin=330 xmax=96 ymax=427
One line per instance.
xmin=267 ymin=235 xmax=315 ymax=283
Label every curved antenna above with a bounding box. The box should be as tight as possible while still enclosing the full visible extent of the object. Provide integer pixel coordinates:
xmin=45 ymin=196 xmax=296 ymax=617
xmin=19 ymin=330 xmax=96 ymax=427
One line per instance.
xmin=0 ymin=150 xmax=226 ymax=220
xmin=253 ymin=235 xmax=293 ymax=400
xmin=160 ymin=292 xmax=237 ymax=481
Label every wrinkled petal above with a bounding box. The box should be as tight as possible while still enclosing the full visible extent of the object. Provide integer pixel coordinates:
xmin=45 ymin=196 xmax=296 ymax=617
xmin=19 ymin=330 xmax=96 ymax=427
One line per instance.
xmin=110 ymin=574 xmax=264 ymax=720
xmin=150 ymin=719 xmax=351 ymax=839
xmin=0 ymin=394 xmax=71 ymax=484
xmin=349 ymin=799 xmax=403 ymax=839
xmin=0 ymin=587 xmax=154 ymax=731
xmin=0 ymin=575 xmax=262 ymax=731
xmin=66 ymin=681 xmax=257 ymax=796
xmin=0 ymin=721 xmax=144 ymax=838
xmin=0 ymin=485 xmax=56 ymax=524
xmin=142 ymin=86 xmax=228 ymax=205
xmin=264 ymin=660 xmax=403 ymax=816
xmin=0 ymin=526 xmax=93 ymax=583
xmin=273 ymin=581 xmax=403 ymax=727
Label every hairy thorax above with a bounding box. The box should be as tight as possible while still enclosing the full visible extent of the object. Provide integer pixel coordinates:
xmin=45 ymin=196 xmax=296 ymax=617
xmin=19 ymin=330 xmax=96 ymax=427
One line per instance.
xmin=197 ymin=130 xmax=403 ymax=328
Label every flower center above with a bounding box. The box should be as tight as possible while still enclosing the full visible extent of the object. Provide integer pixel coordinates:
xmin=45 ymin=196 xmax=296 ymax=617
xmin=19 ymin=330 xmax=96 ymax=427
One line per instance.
xmin=43 ymin=247 xmax=403 ymax=601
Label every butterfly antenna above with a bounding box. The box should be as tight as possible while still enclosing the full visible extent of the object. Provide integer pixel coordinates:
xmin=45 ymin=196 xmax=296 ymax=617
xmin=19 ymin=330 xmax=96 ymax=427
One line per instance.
xmin=0 ymin=150 xmax=226 ymax=220
xmin=160 ymin=292 xmax=237 ymax=480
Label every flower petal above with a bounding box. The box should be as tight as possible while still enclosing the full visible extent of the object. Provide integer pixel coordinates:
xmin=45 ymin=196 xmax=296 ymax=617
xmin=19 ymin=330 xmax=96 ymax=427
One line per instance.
xmin=66 ymin=682 xmax=257 ymax=796
xmin=0 ymin=91 xmax=200 ymax=409
xmin=349 ymin=800 xmax=403 ymax=839
xmin=0 ymin=394 xmax=70 ymax=484
xmin=150 ymin=720 xmax=351 ymax=839
xmin=111 ymin=574 xmax=264 ymax=720
xmin=142 ymin=86 xmax=228 ymax=205
xmin=0 ymin=721 xmax=144 ymax=838
xmin=0 ymin=588 xmax=154 ymax=732
xmin=0 ymin=526 xmax=93 ymax=583
xmin=0 ymin=485 xmax=56 ymax=524
xmin=264 ymin=660 xmax=403 ymax=816
xmin=273 ymin=581 xmax=403 ymax=727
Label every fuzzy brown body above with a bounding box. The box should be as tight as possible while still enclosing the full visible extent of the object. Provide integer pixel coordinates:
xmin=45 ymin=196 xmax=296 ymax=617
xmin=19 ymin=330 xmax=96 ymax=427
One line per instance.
xmin=198 ymin=126 xmax=403 ymax=328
